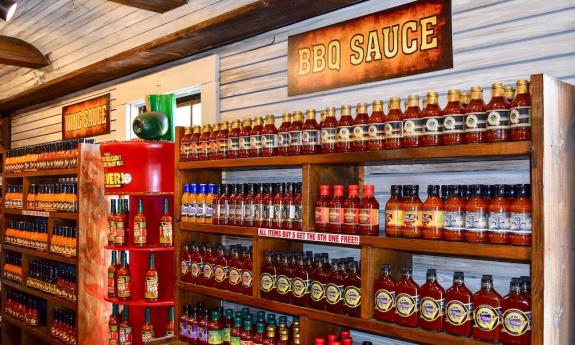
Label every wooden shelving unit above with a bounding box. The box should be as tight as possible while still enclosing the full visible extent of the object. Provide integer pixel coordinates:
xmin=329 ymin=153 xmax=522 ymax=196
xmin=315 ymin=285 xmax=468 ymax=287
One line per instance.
xmin=174 ymin=73 xmax=573 ymax=344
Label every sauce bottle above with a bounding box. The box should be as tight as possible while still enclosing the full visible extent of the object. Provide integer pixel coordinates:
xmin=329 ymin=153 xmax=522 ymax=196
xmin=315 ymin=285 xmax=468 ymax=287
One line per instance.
xmin=114 ymin=200 xmax=127 ymax=246
xmin=202 ymin=246 xmax=215 ymax=288
xmin=276 ymin=255 xmax=293 ymax=303
xmin=337 ymin=105 xmax=354 ymax=152
xmin=302 ymin=109 xmax=321 ymax=154
xmin=293 ymin=182 xmax=303 ymax=231
xmin=421 ymin=92 xmax=443 ymax=146
xmin=325 ymin=260 xmax=345 ymax=314
xmin=116 ymin=251 xmax=131 ymax=300
xmin=473 ymin=275 xmax=502 ymax=342
xmin=442 ymin=89 xmax=466 ymax=145
xmin=240 ymin=319 xmax=254 ymax=344
xmin=145 ymin=253 xmax=159 ymax=302
xmin=109 ymin=304 xmax=120 ymax=345
xmin=402 ymin=95 xmax=422 ymax=148
xmin=198 ymin=308 xmax=209 ymax=344
xmin=188 ymin=126 xmax=200 ymax=161
xmin=422 ymin=185 xmax=444 ymax=240
xmin=464 ymin=87 xmax=488 ymax=144
xmin=244 ymin=183 xmax=256 ymax=227
xmin=383 ymin=97 xmax=403 ymax=150
xmin=208 ymin=310 xmax=224 ymax=344
xmin=209 ymin=124 xmax=220 ymax=160
xmin=250 ymin=117 xmax=264 ymax=158
xmin=443 ymin=185 xmax=466 ymax=241
xmin=159 ymin=198 xmax=173 ymax=246
xmin=241 ymin=248 xmax=253 ymax=295
xmin=235 ymin=184 xmax=248 ymax=226
xmin=217 ymin=122 xmax=229 ymax=160
xmin=108 ymin=251 xmax=118 ymax=298
xmin=227 ymin=184 xmax=238 ymax=226
xmin=291 ymin=256 xmax=310 ymax=307
xmin=119 ymin=306 xmax=132 ymax=345
xmin=227 ymin=120 xmax=241 ymax=159
xmin=488 ymin=184 xmax=511 ymax=244
xmin=133 ymin=199 xmax=147 ymax=247
xmin=272 ymin=183 xmax=286 ymax=229
xmin=260 ymin=253 xmax=277 ymax=300
xmin=374 ymin=264 xmax=396 ymax=323
xmin=278 ymin=113 xmax=291 ymax=156
xmin=352 ymin=102 xmax=369 ymax=151
xmin=395 ymin=267 xmax=419 ymax=328
xmin=108 ymin=199 xmax=117 ymax=245
xmin=342 ymin=185 xmax=359 ymax=234
xmin=190 ymin=243 xmax=204 ymax=285
xmin=486 ymin=82 xmax=511 ymax=142
xmin=263 ymin=326 xmax=276 ymax=345
xmin=264 ymin=184 xmax=276 ymax=229
xmin=464 ymin=185 xmax=488 ymax=243
xmin=401 ymin=185 xmax=423 ymax=238
xmin=343 ymin=261 xmax=361 ymax=317
xmin=367 ymin=99 xmax=386 ymax=151
xmin=510 ymin=80 xmax=531 ymax=141
xmin=445 ymin=272 xmax=473 ymax=337
xmin=195 ymin=184 xmax=207 ymax=224
xmin=214 ymin=246 xmax=229 ymax=290
xmin=253 ymin=322 xmax=266 ymax=345
xmin=321 ymin=107 xmax=338 ymax=153
xmin=198 ymin=125 xmax=211 ymax=161
xmin=309 ymin=257 xmax=328 ymax=310
xmin=385 ymin=185 xmax=403 ymax=237
xmin=289 ymin=111 xmax=304 ymax=155
xmin=180 ymin=127 xmax=192 ymax=161
xmin=253 ymin=184 xmax=266 ymax=228
xmin=509 ymin=184 xmax=532 ymax=246
xmin=359 ymin=184 xmax=379 ymax=236
xmin=501 ymin=278 xmax=531 ymax=345
xmin=239 ymin=119 xmax=253 ymax=159
xmin=419 ymin=269 xmax=445 ymax=332
xmin=261 ymin=115 xmax=278 ymax=157
xmin=228 ymin=249 xmax=243 ymax=293
xmin=327 ymin=185 xmax=344 ymax=233
xmin=141 ymin=308 xmax=154 ymax=342
xmin=188 ymin=184 xmax=198 ymax=224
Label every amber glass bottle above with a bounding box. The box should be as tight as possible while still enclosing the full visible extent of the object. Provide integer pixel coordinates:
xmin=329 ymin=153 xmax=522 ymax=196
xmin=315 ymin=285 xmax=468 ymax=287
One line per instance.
xmin=402 ymin=95 xmax=422 ymax=148
xmin=486 ymin=83 xmax=511 ymax=142
xmin=352 ymin=102 xmax=369 ymax=152
xmin=383 ymin=97 xmax=403 ymax=150
xmin=421 ymin=92 xmax=443 ymax=146
xmin=464 ymin=87 xmax=488 ymax=144
xmin=442 ymin=89 xmax=466 ymax=145
xmin=321 ymin=107 xmax=338 ymax=153
xmin=385 ymin=185 xmax=403 ymax=237
xmin=422 ymin=185 xmax=444 ymax=240
xmin=367 ymin=100 xmax=386 ymax=151
xmin=302 ymin=109 xmax=321 ymax=154
xmin=510 ymin=80 xmax=531 ymax=141
xmin=337 ymin=105 xmax=354 ymax=153
xmin=401 ymin=185 xmax=423 ymax=238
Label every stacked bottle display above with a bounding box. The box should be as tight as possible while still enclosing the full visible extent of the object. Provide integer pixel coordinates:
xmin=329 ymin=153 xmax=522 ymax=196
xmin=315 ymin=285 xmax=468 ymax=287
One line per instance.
xmin=4 ymin=252 xmax=23 ymax=283
xmin=51 ymin=308 xmax=77 ymax=345
xmin=260 ymin=252 xmax=361 ymax=317
xmin=4 ymin=138 xmax=94 ymax=173
xmin=181 ymin=182 xmax=303 ymax=229
xmin=180 ymin=242 xmax=253 ymax=295
xmin=107 ymin=250 xmax=161 ymax=303
xmin=27 ymin=260 xmax=77 ymax=302
xmin=5 ymin=290 xmax=46 ymax=327
xmin=385 ymin=184 xmax=532 ymax=246
xmin=51 ymin=224 xmax=78 ymax=257
xmin=179 ymin=80 xmax=532 ymax=162
xmin=178 ymin=303 xmax=300 ymax=345
xmin=4 ymin=184 xmax=23 ymax=209
xmin=5 ymin=219 xmax=48 ymax=250
xmin=27 ymin=179 xmax=79 ymax=213
xmin=108 ymin=304 xmax=175 ymax=345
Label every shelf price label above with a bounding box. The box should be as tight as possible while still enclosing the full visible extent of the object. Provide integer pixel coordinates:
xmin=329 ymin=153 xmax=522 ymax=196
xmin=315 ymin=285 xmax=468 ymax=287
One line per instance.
xmin=258 ymin=228 xmax=360 ymax=246
xmin=22 ymin=210 xmax=50 ymax=217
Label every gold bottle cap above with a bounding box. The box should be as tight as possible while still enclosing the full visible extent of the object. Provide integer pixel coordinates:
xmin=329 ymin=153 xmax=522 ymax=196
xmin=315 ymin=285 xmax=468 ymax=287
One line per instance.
xmin=184 ymin=127 xmax=191 ymax=135
xmin=470 ymin=86 xmax=484 ymax=100
xmin=325 ymin=107 xmax=336 ymax=117
xmin=212 ymin=123 xmax=220 ymax=132
xmin=266 ymin=326 xmax=275 ymax=338
xmin=293 ymin=111 xmax=303 ymax=122
xmin=230 ymin=120 xmax=240 ymax=129
xmin=447 ymin=89 xmax=461 ymax=102
xmin=265 ymin=114 xmax=275 ymax=124
xmin=460 ymin=91 xmax=470 ymax=105
xmin=253 ymin=117 xmax=264 ymax=126
xmin=305 ymin=109 xmax=316 ymax=120
xmin=356 ymin=102 xmax=368 ymax=114
xmin=281 ymin=112 xmax=291 ymax=122
xmin=201 ymin=125 xmax=211 ymax=133
xmin=192 ymin=126 xmax=201 ymax=134
xmin=341 ymin=105 xmax=352 ymax=116
xmin=220 ymin=121 xmax=228 ymax=130
xmin=426 ymin=91 xmax=439 ymax=105
xmin=491 ymin=82 xmax=505 ymax=97
xmin=504 ymin=86 xmax=515 ymax=100
xmin=320 ymin=110 xmax=326 ymax=122
xmin=389 ymin=97 xmax=401 ymax=110
xmin=407 ymin=95 xmax=420 ymax=108
xmin=372 ymin=100 xmax=384 ymax=112
xmin=516 ymin=79 xmax=530 ymax=94
xmin=241 ymin=118 xmax=252 ymax=127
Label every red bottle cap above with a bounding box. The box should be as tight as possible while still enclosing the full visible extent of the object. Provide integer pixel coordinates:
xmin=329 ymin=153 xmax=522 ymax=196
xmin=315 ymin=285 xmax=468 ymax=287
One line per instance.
xmin=342 ymin=338 xmax=353 ymax=345
xmin=315 ymin=337 xmax=326 ymax=345
xmin=320 ymin=185 xmax=330 ymax=196
xmin=348 ymin=185 xmax=359 ymax=196
xmin=327 ymin=334 xmax=338 ymax=342
xmin=333 ymin=185 xmax=344 ymax=197
xmin=340 ymin=330 xmax=351 ymax=338
xmin=332 ymin=342 xmax=342 ymax=345
xmin=363 ymin=184 xmax=375 ymax=197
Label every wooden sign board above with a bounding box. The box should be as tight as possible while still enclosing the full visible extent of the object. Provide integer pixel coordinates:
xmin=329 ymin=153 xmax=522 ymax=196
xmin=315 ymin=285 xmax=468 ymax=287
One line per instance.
xmin=288 ymin=0 xmax=453 ymax=96
xmin=62 ymin=94 xmax=111 ymax=139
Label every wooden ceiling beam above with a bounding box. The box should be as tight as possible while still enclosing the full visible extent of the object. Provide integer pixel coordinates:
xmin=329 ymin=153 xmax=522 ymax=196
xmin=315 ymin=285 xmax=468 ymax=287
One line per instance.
xmin=107 ymin=0 xmax=188 ymax=13
xmin=0 ymin=35 xmax=50 ymax=69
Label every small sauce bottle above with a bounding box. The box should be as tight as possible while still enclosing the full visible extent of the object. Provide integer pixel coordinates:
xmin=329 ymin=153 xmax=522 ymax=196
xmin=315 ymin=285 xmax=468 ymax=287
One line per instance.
xmin=230 ymin=317 xmax=242 ymax=345
xmin=401 ymin=185 xmax=423 ymax=238
xmin=253 ymin=184 xmax=265 ymax=228
xmin=228 ymin=249 xmax=243 ymax=293
xmin=443 ymin=185 xmax=466 ymax=241
xmin=291 ymin=256 xmax=310 ymax=307
xmin=108 ymin=199 xmax=117 ymax=245
xmin=321 ymin=107 xmax=338 ymax=153
xmin=337 ymin=105 xmax=354 ymax=153
xmin=509 ymin=184 xmax=532 ymax=246
xmin=250 ymin=117 xmax=264 ymax=158
xmin=293 ymin=182 xmax=303 ymax=230
xmin=343 ymin=261 xmax=361 ymax=317
xmin=209 ymin=123 xmax=220 ymax=160
xmin=464 ymin=87 xmax=488 ymax=144
xmin=276 ymin=255 xmax=293 ymax=303
xmin=198 ymin=125 xmax=211 ymax=161
xmin=501 ymin=278 xmax=531 ymax=345
xmin=241 ymin=248 xmax=253 ymax=295
xmin=240 ymin=319 xmax=254 ymax=344
xmin=302 ymin=109 xmax=321 ymax=154
xmin=442 ymin=89 xmax=466 ymax=145
xmin=385 ymin=185 xmax=403 ymax=237
xmin=289 ymin=111 xmax=304 ymax=155
xmin=283 ymin=183 xmax=295 ymax=230
xmin=261 ymin=115 xmax=278 ymax=157
xmin=234 ymin=184 xmax=246 ymax=226
xmin=473 ymin=275 xmax=503 ymax=342
xmin=202 ymin=247 xmax=215 ymax=287
xmin=227 ymin=120 xmax=241 ymax=160
xmin=145 ymin=253 xmax=158 ymax=302
xmin=488 ymin=184 xmax=511 ymax=244
xmin=190 ymin=126 xmax=201 ymax=161
xmin=325 ymin=260 xmax=345 ymax=314
xmin=309 ymin=257 xmax=328 ymax=310
xmin=181 ymin=127 xmax=192 ymax=161
xmin=383 ymin=97 xmax=404 ymax=150
xmin=419 ymin=269 xmax=445 ymax=332
xmin=264 ymin=183 xmax=276 ymax=229
xmin=510 ymin=80 xmax=531 ymax=141
xmin=214 ymin=184 xmax=227 ymax=225
xmin=422 ymin=185 xmax=444 ymax=240
xmin=342 ymin=185 xmax=359 ymax=235
xmin=352 ymin=102 xmax=370 ymax=152
xmin=327 ymin=185 xmax=344 ymax=233
xmin=260 ymin=253 xmax=277 ymax=300
xmin=367 ymin=99 xmax=386 ymax=151
xmin=402 ymin=95 xmax=423 ymax=148
xmin=278 ymin=113 xmax=291 ymax=156
xmin=395 ymin=267 xmax=419 ymax=328
xmin=359 ymin=184 xmax=379 ymax=236
xmin=239 ymin=119 xmax=253 ymax=159
xmin=216 ymin=122 xmax=229 ymax=160
xmin=464 ymin=185 xmax=488 ymax=243
xmin=374 ymin=264 xmax=396 ymax=323
xmin=421 ymin=92 xmax=443 ymax=146
xmin=208 ymin=310 xmax=224 ymax=344
xmin=180 ymin=244 xmax=191 ymax=283
xmin=190 ymin=243 xmax=204 ymax=285
xmin=486 ymin=82 xmax=511 ymax=142
xmin=214 ymin=246 xmax=229 ymax=290
xmin=445 ymin=272 xmax=473 ymax=337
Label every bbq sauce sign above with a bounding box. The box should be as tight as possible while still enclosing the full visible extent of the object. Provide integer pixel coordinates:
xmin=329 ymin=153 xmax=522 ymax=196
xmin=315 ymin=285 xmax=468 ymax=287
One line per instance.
xmin=287 ymin=0 xmax=452 ymax=96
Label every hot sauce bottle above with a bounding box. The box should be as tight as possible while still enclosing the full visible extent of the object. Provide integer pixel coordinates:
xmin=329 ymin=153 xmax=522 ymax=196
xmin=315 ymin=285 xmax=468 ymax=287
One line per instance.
xmin=419 ymin=269 xmax=445 ymax=332
xmin=250 ymin=117 xmax=264 ymax=158
xmin=367 ymin=100 xmax=386 ymax=151
xmin=108 ymin=251 xmax=118 ymax=298
xmin=401 ymin=185 xmax=423 ymax=238
xmin=260 ymin=253 xmax=277 ymax=300
xmin=289 ymin=111 xmax=304 ymax=155
xmin=191 ymin=243 xmax=204 ymax=285
xmin=337 ymin=105 xmax=354 ymax=152
xmin=302 ymin=109 xmax=321 ymax=154
xmin=209 ymin=124 xmax=220 ymax=160
xmin=325 ymin=260 xmax=345 ymax=314
xmin=473 ymin=275 xmax=502 ymax=342
xmin=217 ymin=122 xmax=229 ymax=160
xmin=160 ymin=198 xmax=173 ymax=246
xmin=486 ymin=82 xmax=512 ymax=143
xmin=402 ymin=95 xmax=423 ymax=148
xmin=309 ymin=256 xmax=328 ymax=310
xmin=510 ymin=80 xmax=531 ymax=141
xmin=133 ymin=199 xmax=147 ymax=247
xmin=114 ymin=200 xmax=127 ymax=246
xmin=342 ymin=185 xmax=359 ymax=234
xmin=445 ymin=272 xmax=473 ymax=337
xmin=214 ymin=246 xmax=229 ymax=290
xmin=241 ymin=248 xmax=253 ymax=295
xmin=293 ymin=182 xmax=303 ymax=231
xmin=443 ymin=89 xmax=466 ymax=145
xmin=465 ymin=87 xmax=488 ymax=144
xmin=291 ymin=256 xmax=310 ymax=307
xmin=395 ymin=267 xmax=419 ymax=328
xmin=510 ymin=184 xmax=532 ymax=246
xmin=421 ymin=92 xmax=443 ymax=146
xmin=227 ymin=120 xmax=241 ymax=160
xmin=343 ymin=262 xmax=361 ymax=317
xmin=374 ymin=264 xmax=396 ymax=323
xmin=203 ymin=246 xmax=215 ymax=288
xmin=109 ymin=304 xmax=120 ymax=345
xmin=272 ymin=183 xmax=286 ymax=229
xmin=262 ymin=115 xmax=279 ymax=157
xmin=253 ymin=184 xmax=265 ymax=228
xmin=108 ymin=199 xmax=117 ymax=245
xmin=321 ymin=107 xmax=338 ymax=153
xmin=278 ymin=113 xmax=291 ymax=156
xmin=199 ymin=125 xmax=211 ymax=161
xmin=359 ymin=184 xmax=379 ymax=236
xmin=276 ymin=255 xmax=293 ymax=303
xmin=328 ymin=185 xmax=344 ymax=233
xmin=145 ymin=253 xmax=159 ymax=302
xmin=352 ymin=102 xmax=369 ymax=152
xmin=488 ymin=184 xmax=511 ymax=244
xmin=422 ymin=185 xmax=444 ymax=240
xmin=235 ymin=184 xmax=248 ymax=226
xmin=181 ymin=127 xmax=192 ymax=161
xmin=240 ymin=319 xmax=254 ymax=344
xmin=465 ymin=185 xmax=489 ymax=243
xmin=253 ymin=322 xmax=266 ymax=345
xmin=385 ymin=185 xmax=403 ymax=237
xmin=119 ymin=306 xmax=132 ymax=345
xmin=142 ymin=307 xmax=154 ymax=342
xmin=501 ymin=278 xmax=531 ymax=345
xmin=444 ymin=185 xmax=466 ymax=241
xmin=383 ymin=97 xmax=404 ymax=150
xmin=264 ymin=184 xmax=276 ymax=229
xmin=208 ymin=310 xmax=224 ymax=344
xmin=239 ymin=119 xmax=253 ymax=159
xmin=116 ymin=251 xmax=131 ymax=300
xmin=228 ymin=249 xmax=243 ymax=293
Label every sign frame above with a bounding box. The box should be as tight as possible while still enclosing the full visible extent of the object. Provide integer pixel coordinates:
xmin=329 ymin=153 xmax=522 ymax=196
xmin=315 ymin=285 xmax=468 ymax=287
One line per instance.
xmin=62 ymin=93 xmax=111 ymax=140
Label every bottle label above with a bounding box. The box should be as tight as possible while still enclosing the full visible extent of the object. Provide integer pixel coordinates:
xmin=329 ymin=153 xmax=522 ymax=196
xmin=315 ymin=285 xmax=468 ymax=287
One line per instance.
xmin=206 ymin=203 xmax=214 ymax=218
xmin=249 ymin=135 xmax=262 ymax=150
xmin=502 ymin=309 xmax=531 ymax=336
xmin=241 ymin=270 xmax=253 ymax=288
xmin=262 ymin=134 xmax=278 ymax=149
xmin=115 ymin=222 xmax=125 ymax=244
xmin=359 ymin=208 xmax=379 ymax=226
xmin=487 ymin=109 xmax=511 ymax=129
xmin=196 ymin=203 xmax=205 ymax=218
xmin=325 ymin=283 xmax=343 ymax=304
xmin=353 ymin=124 xmax=369 ymax=142
xmin=214 ymin=265 xmax=228 ymax=282
xmin=239 ymin=136 xmax=250 ymax=151
xmin=141 ymin=330 xmax=154 ymax=342
xmin=218 ymin=139 xmax=228 ymax=154
xmin=302 ymin=130 xmax=320 ymax=145
xmin=190 ymin=325 xmax=199 ymax=339
xmin=210 ymin=140 xmax=219 ymax=155
xmin=443 ymin=210 xmax=465 ymax=230
xmin=385 ymin=208 xmax=404 ymax=227
xmin=145 ymin=276 xmax=159 ymax=299
xmin=510 ymin=106 xmax=531 ymax=128
xmin=110 ymin=325 xmax=119 ymax=344
xmin=108 ymin=271 xmax=115 ymax=294
xmin=224 ymin=327 xmax=231 ymax=342
xmin=344 ymin=286 xmax=361 ymax=308
xmin=228 ymin=137 xmax=240 ymax=152
xmin=420 ymin=297 xmax=444 ymax=321
xmin=321 ymin=127 xmax=337 ymax=144
xmin=422 ymin=209 xmax=443 ymax=228
xmin=260 ymin=273 xmax=275 ymax=292
xmin=443 ymin=114 xmax=465 ymax=134
xmin=383 ymin=121 xmax=403 ymax=139
xmin=199 ymin=327 xmax=208 ymax=342
xmin=465 ymin=211 xmax=488 ymax=231
xmin=375 ymin=289 xmax=395 ymax=312
xmin=117 ymin=275 xmax=131 ymax=298
xmin=367 ymin=122 xmax=385 ymax=140
xmin=240 ymin=341 xmax=253 ymax=345
xmin=179 ymin=322 xmax=188 ymax=337
xmin=510 ymin=212 xmax=532 ymax=234
xmin=191 ymin=261 xmax=203 ymax=278
xmin=329 ymin=207 xmax=344 ymax=225
xmin=465 ymin=112 xmax=488 ymax=132
xmin=276 ymin=275 xmax=291 ymax=295
xmin=446 ymin=300 xmax=472 ymax=326
xmin=310 ymin=280 xmax=325 ymax=301
xmin=315 ymin=206 xmax=329 ymax=225
xmin=203 ymin=263 xmax=214 ymax=280
xmin=289 ymin=130 xmax=302 ymax=146
xmin=396 ymin=293 xmax=418 ymax=317
xmin=231 ymin=336 xmax=241 ymax=345
xmin=254 ymin=203 xmax=265 ymax=222
xmin=133 ymin=221 xmax=147 ymax=244
xmin=160 ymin=221 xmax=173 ymax=244
xmin=119 ymin=327 xmax=132 ymax=344
xmin=108 ymin=220 xmax=116 ymax=242
xmin=422 ymin=116 xmax=443 ymax=133
xmin=274 ymin=204 xmax=285 ymax=223
xmin=488 ymin=211 xmax=510 ymax=231
xmin=189 ymin=202 xmax=197 ymax=217
xmin=403 ymin=118 xmax=424 ymax=137
xmin=229 ymin=268 xmax=241 ymax=285
xmin=343 ymin=207 xmax=359 ymax=225
xmin=278 ymin=132 xmax=289 ymax=148
xmin=291 ymin=277 xmax=309 ymax=297
xmin=235 ymin=202 xmax=245 ymax=222
xmin=403 ymin=210 xmax=422 ymax=227
xmin=208 ymin=329 xmax=224 ymax=344
xmin=337 ymin=126 xmax=353 ymax=143
xmin=474 ymin=304 xmax=501 ymax=331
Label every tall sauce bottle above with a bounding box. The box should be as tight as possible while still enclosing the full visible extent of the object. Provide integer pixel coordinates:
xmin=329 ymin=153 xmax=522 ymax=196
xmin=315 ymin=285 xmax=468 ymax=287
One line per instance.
xmin=209 ymin=124 xmax=220 ymax=160
xmin=422 ymin=185 xmax=444 ymax=240
xmin=216 ymin=122 xmax=229 ymax=160
xmin=385 ymin=185 xmax=403 ymax=237
xmin=464 ymin=87 xmax=488 ymax=144
xmin=358 ymin=185 xmax=379 ymax=236
xmin=367 ymin=100 xmax=386 ymax=151
xmin=325 ymin=260 xmax=345 ymax=314
xmin=241 ymin=248 xmax=253 ymax=295
xmin=509 ymin=184 xmax=532 ymax=246
xmin=473 ymin=275 xmax=502 ymax=342
xmin=401 ymin=185 xmax=423 ymax=238
xmin=343 ymin=261 xmax=361 ymax=317
xmin=419 ymin=269 xmax=445 ymax=332
xmin=383 ymin=97 xmax=403 ymax=150
xmin=421 ymin=92 xmax=443 ymax=146
xmin=486 ymin=83 xmax=511 ymax=142
xmin=342 ymin=185 xmax=359 ymax=235
xmin=261 ymin=115 xmax=278 ymax=157
xmin=374 ymin=264 xmax=396 ymax=323
xmin=291 ymin=256 xmax=310 ymax=307
xmin=337 ymin=105 xmax=354 ymax=153
xmin=276 ymin=255 xmax=293 ymax=304
xmin=445 ymin=272 xmax=473 ymax=337
xmin=181 ymin=127 xmax=192 ymax=161
xmin=309 ymin=257 xmax=328 ymax=310
xmin=278 ymin=113 xmax=291 ymax=156
xmin=402 ymin=95 xmax=422 ymax=148
xmin=442 ymin=89 xmax=466 ymax=145
xmin=352 ymin=102 xmax=369 ymax=152
xmin=464 ymin=185 xmax=488 ymax=243
xmin=239 ymin=119 xmax=253 ymax=159
xmin=321 ymin=107 xmax=338 ymax=153
xmin=510 ymin=80 xmax=531 ymax=141
xmin=501 ymin=278 xmax=531 ymax=345
xmin=289 ymin=111 xmax=304 ymax=155
xmin=227 ymin=120 xmax=241 ymax=159
xmin=250 ymin=117 xmax=264 ymax=158
xmin=302 ymin=109 xmax=321 ymax=154
xmin=443 ymin=185 xmax=466 ymax=241
xmin=260 ymin=253 xmax=277 ymax=300
xmin=327 ymin=185 xmax=344 ymax=233
xmin=394 ymin=267 xmax=419 ymax=328
xmin=198 ymin=125 xmax=211 ymax=161
xmin=488 ymin=184 xmax=511 ymax=244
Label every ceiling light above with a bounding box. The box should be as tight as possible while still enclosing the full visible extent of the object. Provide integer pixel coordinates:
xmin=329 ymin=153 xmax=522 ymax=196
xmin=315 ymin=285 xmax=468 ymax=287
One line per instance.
xmin=0 ymin=0 xmax=17 ymax=22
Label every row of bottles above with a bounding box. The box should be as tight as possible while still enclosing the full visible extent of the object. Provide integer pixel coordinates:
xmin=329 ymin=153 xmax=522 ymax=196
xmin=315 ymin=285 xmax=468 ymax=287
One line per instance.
xmin=51 ymin=224 xmax=78 ymax=257
xmin=109 ymin=305 xmax=175 ymax=345
xmin=4 ymin=252 xmax=23 ymax=283
xmin=374 ymin=266 xmax=531 ymax=344
xmin=385 ymin=184 xmax=532 ymax=246
xmin=5 ymin=290 xmax=46 ymax=327
xmin=51 ymin=308 xmax=77 ymax=345
xmin=314 ymin=184 xmax=379 ymax=235
xmin=260 ymin=252 xmax=361 ymax=317
xmin=27 ymin=260 xmax=77 ymax=302
xmin=27 ymin=180 xmax=79 ymax=213
xmin=4 ymin=139 xmax=92 ymax=173
xmin=180 ymin=242 xmax=253 ymax=295
xmin=314 ymin=330 xmax=371 ymax=345
xmin=179 ymin=80 xmax=531 ymax=162
xmin=4 ymin=184 xmax=23 ymax=209
xmin=5 ymin=219 xmax=48 ymax=251
xmin=179 ymin=303 xmax=299 ymax=345
xmin=108 ymin=251 xmax=160 ymax=303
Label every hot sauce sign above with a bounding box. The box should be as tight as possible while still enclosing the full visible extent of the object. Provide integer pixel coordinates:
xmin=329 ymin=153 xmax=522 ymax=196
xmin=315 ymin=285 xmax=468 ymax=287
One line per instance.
xmin=287 ymin=0 xmax=453 ymax=96
xmin=62 ymin=94 xmax=111 ymax=139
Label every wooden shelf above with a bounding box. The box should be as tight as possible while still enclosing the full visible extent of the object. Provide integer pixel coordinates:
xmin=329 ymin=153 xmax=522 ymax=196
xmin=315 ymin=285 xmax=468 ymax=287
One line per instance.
xmin=104 ymin=244 xmax=175 ymax=252
xmin=2 ymin=314 xmax=64 ymax=345
xmin=104 ymin=296 xmax=174 ymax=307
xmin=3 ymin=244 xmax=77 ymax=265
xmin=3 ymin=167 xmax=79 ymax=178
xmin=179 ymin=222 xmax=257 ymax=236
xmin=2 ymin=279 xmax=77 ymax=310
xmin=4 ymin=208 xmax=79 ymax=220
